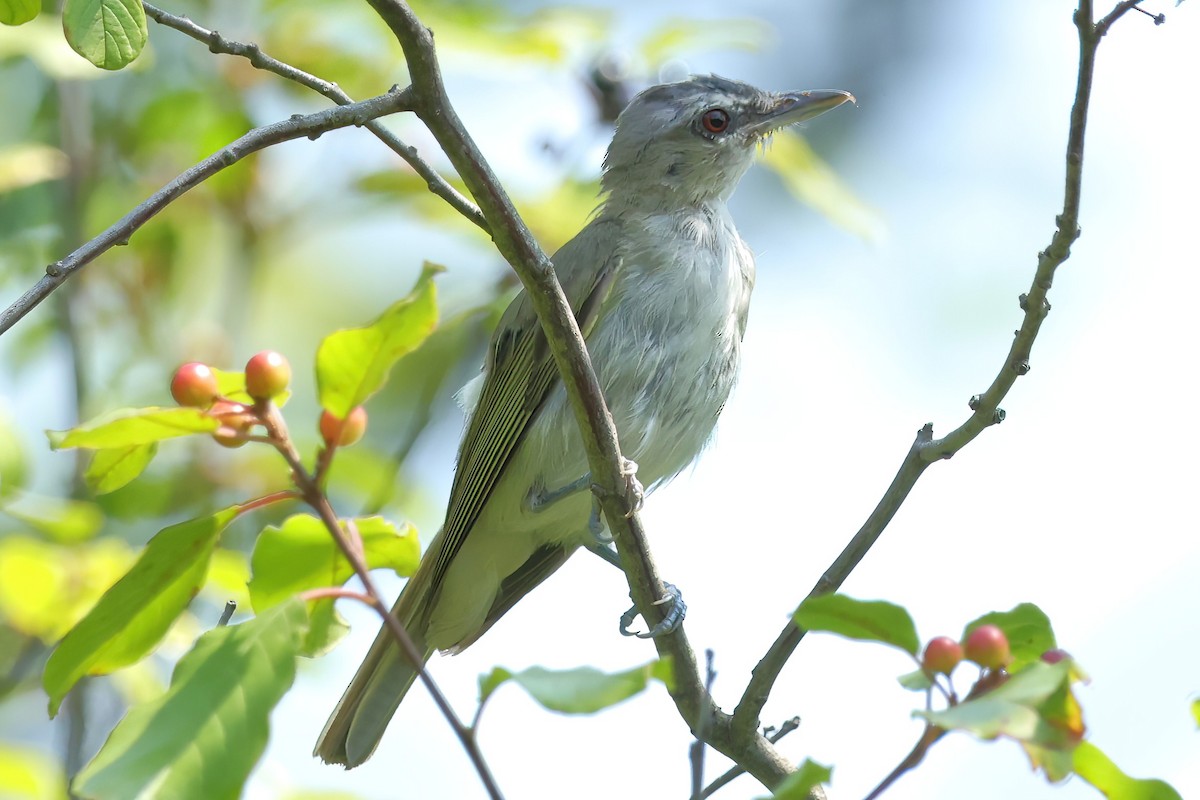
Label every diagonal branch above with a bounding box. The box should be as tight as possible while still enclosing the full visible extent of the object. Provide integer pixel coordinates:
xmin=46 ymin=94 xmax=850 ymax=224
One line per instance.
xmin=141 ymin=2 xmax=488 ymax=233
xmin=362 ymin=0 xmax=798 ymax=792
xmin=730 ymin=0 xmax=1150 ymax=748
xmin=0 ymin=88 xmax=413 ymax=337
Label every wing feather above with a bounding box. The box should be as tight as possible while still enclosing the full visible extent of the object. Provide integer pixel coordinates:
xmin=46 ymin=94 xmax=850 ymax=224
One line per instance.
xmin=427 ymin=217 xmax=623 ymax=597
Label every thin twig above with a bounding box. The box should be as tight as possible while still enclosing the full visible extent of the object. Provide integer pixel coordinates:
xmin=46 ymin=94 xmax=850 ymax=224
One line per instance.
xmin=0 ymin=88 xmax=413 ymax=337
xmin=258 ymin=403 xmax=504 ymax=799
xmin=731 ymin=0 xmax=1144 ymax=759
xmin=217 ymin=600 xmax=237 ymax=627
xmin=689 ymin=650 xmax=717 ymax=800
xmin=863 ymin=725 xmax=946 ymax=800
xmin=141 ymin=2 xmax=487 ymax=233
xmin=698 ymin=717 xmax=801 ymax=800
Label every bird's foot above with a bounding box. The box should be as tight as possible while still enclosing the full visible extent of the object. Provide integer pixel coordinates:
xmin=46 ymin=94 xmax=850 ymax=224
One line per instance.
xmin=525 ymin=472 xmax=592 ymax=513
xmin=590 ymin=458 xmax=643 ymax=518
xmin=588 ymin=496 xmax=612 ymax=543
xmin=619 ymin=582 xmax=686 ymax=639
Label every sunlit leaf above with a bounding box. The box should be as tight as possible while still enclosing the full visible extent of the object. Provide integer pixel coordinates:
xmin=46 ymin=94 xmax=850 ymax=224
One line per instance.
xmin=764 ymin=759 xmax=833 ymax=800
xmin=0 ymin=490 xmax=104 ymax=542
xmin=302 ymin=598 xmax=349 ymax=658
xmin=0 ymin=411 xmax=28 ymax=497
xmin=1192 ymin=698 xmax=1199 ymax=728
xmin=84 ymin=443 xmax=157 ymax=495
xmin=916 ymin=662 xmax=1080 ymax=748
xmin=0 ymin=743 xmax=67 ymax=799
xmin=62 ymin=0 xmax=147 ymax=70
xmin=0 ymin=143 xmax=67 ymax=191
xmin=479 ymin=659 xmax=672 ymax=714
xmin=963 ymin=604 xmax=1057 ymax=673
xmin=898 ymin=668 xmax=934 ymax=692
xmin=315 ymin=265 xmax=440 ymax=418
xmin=1073 ymin=741 xmax=1182 ymax=800
xmin=248 ymin=514 xmax=419 ymax=611
xmin=762 ymin=131 xmax=884 ymax=243
xmin=639 ymin=17 xmax=770 ymax=64
xmin=209 ymin=367 xmax=290 ymax=407
xmin=0 ymin=16 xmax=114 ymax=78
xmin=43 ymin=506 xmax=240 ymax=715
xmin=793 ymin=593 xmax=920 ymax=655
xmin=72 ymin=599 xmax=308 ymax=800
xmin=47 ymin=406 xmax=218 ymax=450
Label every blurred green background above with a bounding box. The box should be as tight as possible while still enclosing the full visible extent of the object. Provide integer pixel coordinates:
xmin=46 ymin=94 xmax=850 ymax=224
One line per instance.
xmin=1 ymin=1 xmax=1197 ymax=799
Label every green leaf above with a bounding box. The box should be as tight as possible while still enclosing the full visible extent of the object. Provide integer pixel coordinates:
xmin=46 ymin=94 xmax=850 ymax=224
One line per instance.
xmin=762 ymin=131 xmax=884 ymax=243
xmin=793 ymin=593 xmax=920 ymax=655
xmin=481 ymin=660 xmax=672 ymax=715
xmin=84 ymin=443 xmax=157 ymax=495
xmin=0 ymin=142 xmax=65 ymax=193
xmin=1191 ymin=698 xmax=1199 ymax=728
xmin=61 ymin=0 xmax=146 ymax=70
xmin=43 ymin=506 xmax=240 ymax=715
xmin=0 ymin=743 xmax=67 ymax=798
xmin=916 ymin=662 xmax=1080 ymax=748
xmin=963 ymin=603 xmax=1056 ymax=672
xmin=1073 ymin=741 xmax=1182 ymax=800
xmin=765 ymin=759 xmax=833 ymax=800
xmin=0 ymin=490 xmax=104 ymax=542
xmin=898 ymin=668 xmax=934 ymax=692
xmin=72 ymin=599 xmax=309 ymax=800
xmin=0 ymin=410 xmax=29 ymax=497
xmin=0 ymin=0 xmax=39 ymax=26
xmin=47 ymin=406 xmax=218 ymax=450
xmin=210 ymin=367 xmax=289 ymax=407
xmin=248 ymin=514 xmax=419 ymax=611
xmin=300 ymin=598 xmax=349 ymax=658
xmin=315 ymin=265 xmax=440 ymax=419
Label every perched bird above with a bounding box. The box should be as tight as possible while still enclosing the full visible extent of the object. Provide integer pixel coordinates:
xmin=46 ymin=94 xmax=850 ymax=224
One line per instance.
xmin=316 ymin=75 xmax=853 ymax=767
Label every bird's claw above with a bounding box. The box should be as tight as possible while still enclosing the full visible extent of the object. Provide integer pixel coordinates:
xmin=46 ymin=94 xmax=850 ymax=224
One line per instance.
xmin=619 ymin=582 xmax=686 ymax=638
xmin=620 ymin=458 xmax=644 ymax=518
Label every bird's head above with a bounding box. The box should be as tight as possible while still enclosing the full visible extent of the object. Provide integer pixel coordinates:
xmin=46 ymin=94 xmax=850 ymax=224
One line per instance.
xmin=601 ymin=75 xmax=853 ymax=210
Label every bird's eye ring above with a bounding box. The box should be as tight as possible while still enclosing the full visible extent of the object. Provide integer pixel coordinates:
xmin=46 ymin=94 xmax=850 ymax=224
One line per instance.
xmin=701 ymin=108 xmax=731 ymax=134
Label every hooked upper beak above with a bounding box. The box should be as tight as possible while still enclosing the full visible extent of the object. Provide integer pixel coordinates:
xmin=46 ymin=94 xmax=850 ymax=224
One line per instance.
xmin=746 ymin=89 xmax=856 ymax=135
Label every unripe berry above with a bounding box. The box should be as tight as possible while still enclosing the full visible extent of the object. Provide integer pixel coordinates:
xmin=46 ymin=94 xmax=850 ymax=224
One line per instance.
xmin=210 ymin=401 xmax=255 ymax=448
xmin=922 ymin=636 xmax=964 ymax=675
xmin=171 ymin=362 xmax=219 ymax=409
xmin=964 ymin=624 xmax=1012 ymax=670
xmin=320 ymin=406 xmax=367 ymax=447
xmin=244 ymin=350 xmax=291 ymax=401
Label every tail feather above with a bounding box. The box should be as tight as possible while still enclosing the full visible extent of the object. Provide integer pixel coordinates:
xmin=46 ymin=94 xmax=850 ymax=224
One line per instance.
xmin=314 ymin=564 xmax=435 ymax=767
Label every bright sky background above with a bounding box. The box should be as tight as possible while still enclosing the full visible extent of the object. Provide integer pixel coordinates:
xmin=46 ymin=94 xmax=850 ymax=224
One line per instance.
xmin=3 ymin=1 xmax=1194 ymax=799
xmin=242 ymin=2 xmax=1200 ymax=799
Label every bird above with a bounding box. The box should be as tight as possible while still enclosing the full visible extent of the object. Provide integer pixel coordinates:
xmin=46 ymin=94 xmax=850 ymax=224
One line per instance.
xmin=315 ymin=74 xmax=853 ymax=767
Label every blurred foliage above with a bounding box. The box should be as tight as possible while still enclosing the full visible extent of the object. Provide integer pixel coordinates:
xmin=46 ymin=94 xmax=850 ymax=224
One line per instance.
xmin=0 ymin=0 xmax=868 ymax=794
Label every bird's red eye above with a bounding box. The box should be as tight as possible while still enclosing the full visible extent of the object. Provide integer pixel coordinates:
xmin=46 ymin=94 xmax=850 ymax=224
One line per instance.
xmin=701 ymin=108 xmax=730 ymax=133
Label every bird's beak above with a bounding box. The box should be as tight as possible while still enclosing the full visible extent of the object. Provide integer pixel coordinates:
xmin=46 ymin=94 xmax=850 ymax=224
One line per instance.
xmin=746 ymin=90 xmax=855 ymax=136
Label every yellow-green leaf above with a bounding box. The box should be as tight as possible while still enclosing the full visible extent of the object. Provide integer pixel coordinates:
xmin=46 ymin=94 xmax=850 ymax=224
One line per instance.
xmin=479 ymin=659 xmax=672 ymax=714
xmin=315 ymin=265 xmax=440 ymax=419
xmin=84 ymin=443 xmax=157 ymax=495
xmin=0 ymin=0 xmax=39 ymax=26
xmin=43 ymin=506 xmax=240 ymax=715
xmin=248 ymin=514 xmax=419 ymax=611
xmin=762 ymin=130 xmax=884 ymax=243
xmin=72 ymin=600 xmax=308 ymax=800
xmin=1073 ymin=741 xmax=1182 ymax=800
xmin=0 ymin=490 xmax=104 ymax=542
xmin=765 ymin=760 xmax=833 ymax=799
xmin=47 ymin=406 xmax=218 ymax=450
xmin=61 ymin=0 xmax=146 ymax=70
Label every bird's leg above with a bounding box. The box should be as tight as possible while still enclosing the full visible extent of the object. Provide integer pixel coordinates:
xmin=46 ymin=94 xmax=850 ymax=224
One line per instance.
xmin=526 ymin=458 xmax=644 ymax=518
xmin=524 ymin=473 xmax=592 ymax=513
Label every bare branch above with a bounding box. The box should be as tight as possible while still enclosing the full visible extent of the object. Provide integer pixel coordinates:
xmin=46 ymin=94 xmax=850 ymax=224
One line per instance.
xmin=141 ymin=2 xmax=488 ymax=233
xmin=362 ymin=0 xmax=802 ymax=790
xmin=731 ymin=0 xmax=1148 ymax=749
xmin=258 ymin=403 xmax=505 ymax=799
xmin=0 ymin=89 xmax=413 ymax=337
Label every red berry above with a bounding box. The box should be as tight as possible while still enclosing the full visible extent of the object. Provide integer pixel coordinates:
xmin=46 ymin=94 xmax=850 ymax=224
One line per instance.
xmin=244 ymin=350 xmax=291 ymax=401
xmin=171 ymin=362 xmax=220 ymax=409
xmin=964 ymin=624 xmax=1012 ymax=670
xmin=320 ymin=406 xmax=367 ymax=447
xmin=922 ymin=636 xmax=964 ymax=675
